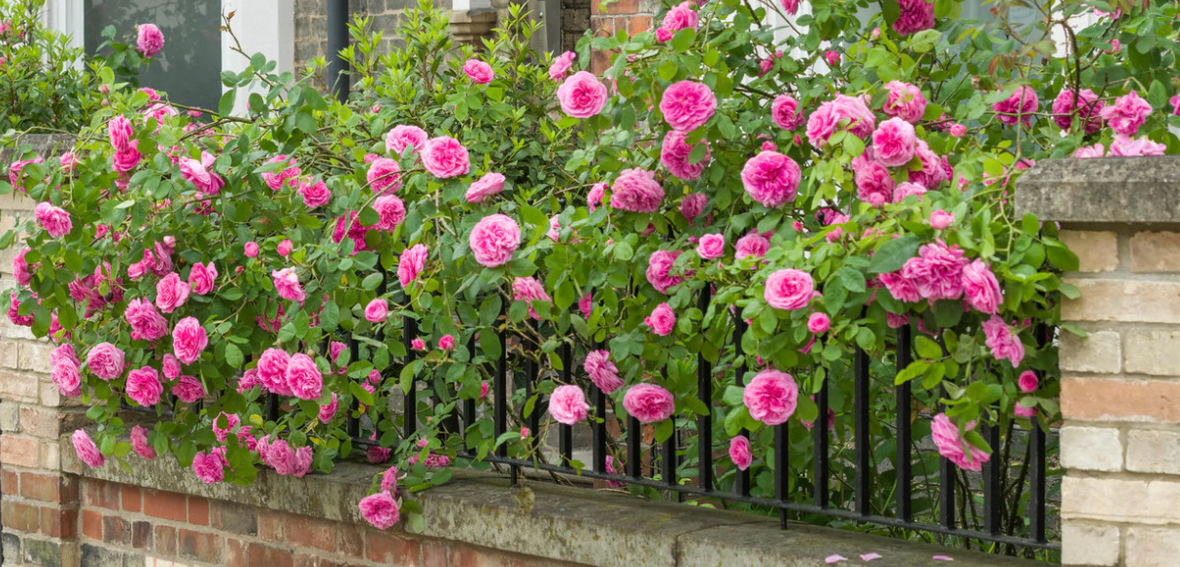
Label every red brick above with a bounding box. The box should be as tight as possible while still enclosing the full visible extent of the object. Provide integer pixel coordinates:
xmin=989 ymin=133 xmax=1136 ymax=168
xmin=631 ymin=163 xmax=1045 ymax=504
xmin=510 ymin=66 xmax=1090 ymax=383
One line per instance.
xmin=103 ymin=514 xmax=132 ymax=545
xmin=154 ymin=524 xmax=178 ymax=556
xmin=258 ymin=510 xmax=284 ymax=542
xmin=293 ymin=553 xmax=317 ymax=567
xmin=83 ymin=479 xmax=119 ymax=510
xmin=143 ymin=488 xmax=187 ymax=521
xmin=286 ymin=513 xmax=336 ymax=552
xmin=39 ymin=507 xmax=76 ymax=538
xmin=450 ymin=544 xmax=510 ymax=567
xmin=179 ymin=528 xmax=224 ymax=563
xmin=121 ymin=485 xmax=141 ymax=513
xmin=249 ymin=542 xmax=294 ymax=567
xmin=591 ymin=0 xmax=638 ymax=15
xmin=188 ymin=496 xmax=209 ymax=526
xmin=2 ymin=500 xmax=39 ymax=532
xmin=2 ymin=467 xmax=18 ymax=495
xmin=132 ymin=520 xmax=152 ymax=549
xmin=18 ymin=406 xmax=59 ymax=439
xmin=227 ymin=538 xmax=249 ymax=566
xmin=20 ymin=472 xmax=60 ymax=502
xmin=626 ymin=15 xmax=652 ymax=35
xmin=423 ymin=542 xmax=448 ymax=567
xmin=338 ymin=523 xmax=364 ymax=557
xmin=365 ymin=531 xmax=420 ymax=565
xmin=82 ymin=510 xmax=102 ymax=540
xmin=1 ymin=434 xmax=40 ymax=468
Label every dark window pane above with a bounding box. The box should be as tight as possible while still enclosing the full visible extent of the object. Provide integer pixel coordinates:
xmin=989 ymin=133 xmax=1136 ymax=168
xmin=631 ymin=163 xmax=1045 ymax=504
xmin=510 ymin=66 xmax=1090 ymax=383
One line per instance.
xmin=85 ymin=0 xmax=221 ymax=111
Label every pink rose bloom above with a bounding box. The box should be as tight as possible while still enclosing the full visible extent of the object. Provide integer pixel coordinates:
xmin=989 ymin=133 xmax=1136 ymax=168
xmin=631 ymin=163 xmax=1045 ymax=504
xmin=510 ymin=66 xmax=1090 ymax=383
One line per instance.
xmin=412 ymin=338 xmax=426 ymax=351
xmin=549 ymin=51 xmax=576 ymax=81
xmin=365 ymin=299 xmax=389 ymax=322
xmin=661 ymin=1 xmax=699 ymax=32
xmin=298 ymin=178 xmax=332 ymax=208
xmin=1100 ymin=91 xmax=1153 ymax=136
xmin=381 ymin=466 xmax=399 ymax=495
xmin=212 ymin=412 xmax=241 ymax=443
xmin=188 ymin=262 xmax=218 ymax=295
xmin=172 ymin=317 xmax=208 ymax=365
xmin=892 ymin=181 xmax=927 ymax=202
xmin=656 ymin=27 xmax=673 ymax=42
xmin=192 ymin=449 xmax=226 ymax=484
xmin=131 ymin=425 xmax=156 ymax=459
xmin=931 ymin=413 xmax=990 ymax=472
xmin=764 ymin=269 xmax=814 ymax=311
xmin=1171 ymin=94 xmax=1180 ymax=116
xmin=34 ymin=202 xmax=72 ymax=238
xmin=871 ymin=118 xmax=917 ymax=167
xmin=646 ymin=250 xmax=684 ymax=294
xmin=901 ymin=240 xmax=967 ymax=300
xmin=771 ymin=95 xmax=802 ymax=130
xmin=108 ymin=115 xmax=133 ymax=151
xmin=729 ymin=435 xmax=753 ymax=471
xmin=741 ymin=151 xmax=801 ymax=208
xmin=697 ymin=234 xmax=725 ymax=259
xmin=136 ymin=23 xmax=165 ymax=57
xmin=462 ymin=59 xmax=494 ymax=83
xmin=609 ymin=168 xmax=667 ymax=212
xmin=51 ymin=347 xmax=82 ymax=397
xmin=124 ymin=298 xmax=169 ymax=341
xmin=1051 ymin=89 xmax=1104 ymax=134
xmin=549 ymin=385 xmax=590 ymax=425
xmin=853 ymin=161 xmax=894 ymax=207
xmin=332 ymin=212 xmax=371 ymax=254
xmin=893 ymin=0 xmax=935 ymax=35
xmin=277 ymin=240 xmax=294 ymax=257
xmin=420 ymin=136 xmax=470 ymax=178
xmin=930 ymin=210 xmax=953 ymax=230
xmin=1018 ymin=370 xmax=1039 ymax=393
xmin=660 ymin=130 xmax=710 ymax=181
xmin=660 ymin=80 xmax=716 ymax=132
xmin=466 ymin=172 xmax=506 ymax=203
xmin=359 ymin=492 xmax=400 ymax=530
xmin=579 ymin=293 xmax=593 ymax=319
xmin=807 ymin=312 xmax=831 ymax=334
xmin=469 ymin=214 xmax=521 ymax=267
xmin=824 ymin=50 xmax=840 ymax=67
xmin=112 ymin=144 xmax=142 ymax=173
xmin=679 ymin=193 xmax=708 ymax=225
xmin=163 ymin=354 xmax=182 ymax=380
xmin=319 ymin=392 xmax=339 ymax=423
xmin=261 ymin=155 xmax=301 ymax=190
xmin=882 ymin=81 xmax=928 ymax=123
xmin=12 ymin=247 xmax=34 ymax=287
xmin=880 ymin=270 xmax=921 ymax=303
xmin=438 ymin=334 xmax=456 ymax=351
xmin=373 ymin=195 xmax=406 ymax=232
xmin=644 ymin=303 xmax=676 ymax=336
xmin=1015 ymin=402 xmax=1037 ymax=418
xmin=367 ymin=157 xmax=402 ymax=195
xmin=173 ymin=375 xmax=206 ymax=403
xmin=557 ymin=71 xmax=608 ymax=118
xmin=272 ymin=268 xmax=307 ymax=303
xmin=398 ymin=244 xmax=428 ymax=288
xmin=992 ymin=86 xmax=1039 ymax=128
xmin=623 ymin=383 xmax=675 ymax=423
xmin=1074 ymin=143 xmax=1105 ymax=159
xmin=179 ymin=152 xmax=224 ymax=195
xmin=72 ymin=429 xmax=105 ymax=468
xmin=153 ymin=273 xmax=189 ymax=314
xmin=587 ymin=182 xmax=607 ymax=212
xmin=806 ymin=94 xmax=875 ymax=146
xmin=86 ymin=342 xmax=125 ymax=381
xmin=244 ymin=242 xmax=260 ymax=258
xmin=780 ymin=0 xmax=800 ymax=14
xmin=512 ymin=276 xmax=552 ymax=320
xmin=257 ymin=348 xmax=291 ymax=395
xmin=386 ymin=125 xmax=429 ymax=156
xmin=285 ymin=353 xmax=323 ymax=400
xmin=584 ymin=350 xmax=623 ymax=393
xmin=983 ymin=316 xmax=1025 ymax=367
xmin=7 ymin=292 xmax=33 ymax=327
xmin=1109 ymin=134 xmax=1166 ymax=157
xmin=948 ymin=123 xmax=968 ymax=137
xmin=735 ymin=232 xmax=771 ymax=260
xmin=126 ymin=366 xmax=163 ymax=407
xmin=961 ymin=259 xmax=1002 ymax=314
xmin=744 ymin=369 xmax=798 ymax=425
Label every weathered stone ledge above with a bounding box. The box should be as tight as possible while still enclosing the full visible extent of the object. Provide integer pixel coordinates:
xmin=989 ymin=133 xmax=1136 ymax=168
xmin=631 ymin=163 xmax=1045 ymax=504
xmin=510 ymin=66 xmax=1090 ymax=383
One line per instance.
xmin=1016 ymin=157 xmax=1180 ymax=229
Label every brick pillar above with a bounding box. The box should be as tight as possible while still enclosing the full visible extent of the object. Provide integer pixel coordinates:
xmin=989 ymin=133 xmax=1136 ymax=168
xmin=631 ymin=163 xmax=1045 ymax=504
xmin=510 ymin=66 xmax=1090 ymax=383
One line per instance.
xmin=589 ymin=0 xmax=656 ymax=73
xmin=1018 ymin=157 xmax=1180 ymax=567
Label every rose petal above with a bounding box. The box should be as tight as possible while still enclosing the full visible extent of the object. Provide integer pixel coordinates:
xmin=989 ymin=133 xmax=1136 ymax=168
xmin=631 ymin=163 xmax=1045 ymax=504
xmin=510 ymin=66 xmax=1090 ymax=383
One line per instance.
xmin=933 ymin=556 xmax=954 ymax=561
xmin=860 ymin=553 xmax=883 ymax=561
xmin=825 ymin=555 xmax=847 ymax=564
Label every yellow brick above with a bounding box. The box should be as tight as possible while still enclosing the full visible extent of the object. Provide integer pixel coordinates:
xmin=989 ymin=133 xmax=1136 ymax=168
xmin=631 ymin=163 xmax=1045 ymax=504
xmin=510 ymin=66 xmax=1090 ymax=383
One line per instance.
xmin=1059 ymin=330 xmax=1121 ymax=375
xmin=1060 ymin=230 xmax=1119 ymax=273
xmin=1124 ymin=331 xmax=1180 ymax=377
xmin=1131 ymin=231 xmax=1180 ymax=273
xmin=1063 ymin=476 xmax=1180 ymax=525
xmin=1063 ymin=279 xmax=1180 ymax=324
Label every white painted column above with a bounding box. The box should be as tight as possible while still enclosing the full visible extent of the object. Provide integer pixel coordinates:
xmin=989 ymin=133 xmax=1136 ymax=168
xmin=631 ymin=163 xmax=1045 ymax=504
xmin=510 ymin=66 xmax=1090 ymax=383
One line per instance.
xmin=221 ymin=0 xmax=295 ymax=116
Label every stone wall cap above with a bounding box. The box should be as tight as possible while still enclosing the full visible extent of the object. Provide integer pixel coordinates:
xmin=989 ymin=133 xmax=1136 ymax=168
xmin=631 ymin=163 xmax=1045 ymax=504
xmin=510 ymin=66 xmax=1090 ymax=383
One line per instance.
xmin=1015 ymin=156 xmax=1180 ymax=229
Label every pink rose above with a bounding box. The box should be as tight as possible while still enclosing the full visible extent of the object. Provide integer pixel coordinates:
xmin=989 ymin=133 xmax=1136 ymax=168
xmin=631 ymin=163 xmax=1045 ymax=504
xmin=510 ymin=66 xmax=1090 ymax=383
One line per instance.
xmin=277 ymin=240 xmax=294 ymax=257
xmin=882 ymin=81 xmax=928 ymax=124
xmin=853 ymin=160 xmax=895 ymax=207
xmin=660 ymin=1 xmax=699 ymax=32
xmin=463 ymin=59 xmax=494 ymax=84
xmin=381 ymin=466 xmax=399 ymax=495
xmin=1074 ymin=143 xmax=1105 ymax=159
xmin=1018 ymin=370 xmax=1039 ymax=393
xmin=125 ymin=298 xmax=169 ymax=341
xmin=272 ymin=267 xmax=307 ymax=303
xmin=549 ymin=385 xmax=590 ymax=425
xmin=771 ymin=95 xmax=802 ymax=130
xmin=469 ymin=214 xmax=521 ymax=268
xmin=660 ymin=130 xmax=710 ymax=181
xmin=549 ymin=51 xmax=576 ymax=81
xmin=660 ymin=80 xmax=716 ymax=132
xmin=807 ymin=94 xmax=876 ymax=146
xmin=365 ymin=299 xmax=389 ymax=322
xmin=656 ymin=28 xmax=673 ymax=42
xmin=679 ymin=193 xmax=708 ymax=225
xmin=261 ymin=155 xmax=301 ymax=190
xmin=512 ymin=277 xmax=552 ymax=320
xmin=824 ymin=50 xmax=840 ymax=67
xmin=1100 ymin=91 xmax=1153 ymax=136
xmin=983 ymin=316 xmax=1025 ymax=367
xmin=992 ymin=86 xmax=1039 ymax=128
xmin=1015 ymin=402 xmax=1037 ymax=418
xmin=961 ymin=260 xmax=1002 ymax=314
xmin=34 ymin=202 xmax=72 ymax=238
xmin=398 ymin=244 xmax=428 ymax=288
xmin=438 ymin=334 xmax=456 ymax=351
xmin=584 ymin=350 xmax=623 ymax=393
xmin=807 ymin=312 xmax=831 ymax=334
xmin=893 ymin=0 xmax=935 ymax=35
xmin=780 ymin=0 xmax=800 ymax=14
xmin=173 ymin=375 xmax=206 ymax=403
xmin=297 ymin=178 xmax=332 ymax=208
xmin=188 ymin=262 xmax=218 ymax=295
xmin=131 ymin=425 xmax=156 ymax=460
xmin=286 ymin=353 xmax=323 ymax=400
xmin=741 ymin=151 xmax=801 ymax=208
xmin=644 ymin=302 xmax=676 ymax=336
xmin=172 ymin=317 xmax=208 ymax=365
xmin=466 ymin=172 xmax=506 ymax=203
xmin=1051 ymin=89 xmax=1104 ymax=134
xmin=12 ymin=247 xmax=33 ymax=287
xmin=258 ymin=348 xmax=292 ymax=395
xmin=610 ymin=168 xmax=665 ymax=212
xmin=179 ymin=151 xmax=224 ymax=195
xmin=411 ymin=338 xmax=426 ymax=351
xmin=244 ymin=242 xmax=260 ymax=258
xmin=557 ymin=71 xmax=608 ymax=118
xmin=744 ymin=369 xmax=798 ymax=426
xmin=949 ymin=124 xmax=967 ymax=137
xmin=931 ymin=413 xmax=990 ymax=472
xmin=163 ymin=354 xmax=182 ymax=380
xmin=930 ymin=210 xmax=953 ymax=230
xmin=1109 ymin=134 xmax=1166 ymax=157
xmin=420 ymin=136 xmax=470 ymax=178
xmin=85 ymin=342 xmax=125 ymax=381
xmin=366 ymin=157 xmax=402 ymax=195
xmin=51 ymin=348 xmax=82 ymax=397
xmin=386 ymin=125 xmax=429 ymax=156
xmin=154 ymin=273 xmax=190 ymax=314
xmin=126 ymin=366 xmax=163 ymax=407
xmin=622 ymin=383 xmax=675 ymax=423
xmin=729 ymin=435 xmax=752 ymax=471
xmin=1171 ymin=94 xmax=1180 ymax=116
xmin=72 ymin=429 xmax=105 ymax=468
xmin=697 ymin=234 xmax=725 ymax=260
xmin=108 ymin=115 xmax=133 ymax=151
xmin=579 ymin=293 xmax=593 ymax=319
xmin=136 ymin=23 xmax=164 ymax=57
xmin=892 ymin=181 xmax=927 ymax=202
xmin=871 ymin=117 xmax=917 ymax=167
xmin=587 ymin=182 xmax=606 ymax=212
xmin=646 ymin=250 xmax=684 ymax=294
xmin=319 ymin=393 xmax=339 ymax=423
xmin=901 ymin=240 xmax=967 ymax=300
xmin=112 ymin=145 xmax=142 ymax=173
xmin=373 ymin=195 xmax=406 ymax=232
xmin=192 ymin=449 xmax=226 ymax=484
xmin=359 ymin=492 xmax=400 ymax=530
xmin=764 ymin=269 xmax=814 ymax=311
xmin=735 ymin=232 xmax=771 ymax=260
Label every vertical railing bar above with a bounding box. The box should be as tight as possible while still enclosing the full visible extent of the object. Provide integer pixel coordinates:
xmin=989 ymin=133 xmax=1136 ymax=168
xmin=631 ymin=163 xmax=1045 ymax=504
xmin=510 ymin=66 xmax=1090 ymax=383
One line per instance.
xmin=662 ymin=421 xmax=677 ymax=491
xmin=591 ymin=333 xmax=607 ymax=475
xmin=402 ymin=313 xmax=418 ymax=440
xmin=895 ymin=323 xmax=913 ymax=523
xmin=347 ymin=337 xmax=361 ymax=440
xmin=524 ymin=322 xmax=541 ymax=455
xmin=626 ymin=416 xmax=642 ymax=478
xmin=814 ymin=374 xmax=830 ymax=509
xmin=939 ymin=384 xmax=956 ymax=530
xmin=559 ymin=341 xmax=574 ymax=467
xmin=774 ymin=422 xmax=789 ymax=529
xmin=697 ymin=287 xmax=713 ymax=493
xmin=1029 ymin=324 xmax=1050 ymax=543
xmin=494 ymin=318 xmax=508 ymax=457
xmin=983 ymin=421 xmax=1002 ymax=534
xmin=464 ymin=335 xmax=477 ymax=432
xmin=854 ymin=345 xmax=871 ymax=516
xmin=733 ymin=315 xmax=751 ymax=498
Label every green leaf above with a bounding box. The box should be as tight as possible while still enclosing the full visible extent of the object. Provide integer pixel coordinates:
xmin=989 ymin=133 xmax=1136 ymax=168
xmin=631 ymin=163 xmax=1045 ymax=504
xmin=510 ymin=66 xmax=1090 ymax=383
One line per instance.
xmin=225 ymin=343 xmax=244 ymax=369
xmin=357 ymin=207 xmax=381 ymax=227
xmin=836 ymin=267 xmax=866 ymax=293
xmin=480 ymin=330 xmax=502 ymax=360
xmin=868 ymin=235 xmax=920 ymax=274
xmin=362 ymin=273 xmax=384 ymax=291
xmin=218 ymin=90 xmax=236 ymax=117
xmin=723 ymin=385 xmax=745 ymax=407
xmin=895 ymin=360 xmax=930 ymax=384
xmin=915 ymin=335 xmax=942 ymax=359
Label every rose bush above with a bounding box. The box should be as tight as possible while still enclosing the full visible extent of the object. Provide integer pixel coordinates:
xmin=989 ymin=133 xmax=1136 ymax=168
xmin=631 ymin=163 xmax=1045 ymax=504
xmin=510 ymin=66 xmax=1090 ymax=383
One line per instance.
xmin=5 ymin=0 xmax=1180 ymax=548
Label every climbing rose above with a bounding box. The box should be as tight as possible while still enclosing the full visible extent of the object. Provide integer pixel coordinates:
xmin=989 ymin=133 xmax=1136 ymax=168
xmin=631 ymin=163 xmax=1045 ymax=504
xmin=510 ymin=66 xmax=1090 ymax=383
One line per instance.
xmin=398 ymin=244 xmax=428 ymax=287
xmin=587 ymin=182 xmax=606 ymax=212
xmin=365 ymin=299 xmax=389 ymax=323
xmin=1172 ymin=94 xmax=1180 ymax=116
xmin=646 ymin=250 xmax=684 ymax=294
xmin=744 ymin=370 xmax=798 ymax=426
xmin=85 ymin=343 xmax=125 ymax=381
xmin=466 ymin=172 xmax=506 ymax=203
xmin=584 ymin=350 xmax=623 ymax=393
xmin=257 ymin=348 xmax=292 ymax=395
xmin=420 ymin=136 xmax=470 ymax=178
xmin=179 ymin=152 xmax=224 ymax=195
xmin=660 ymin=80 xmax=717 ymax=132
xmin=644 ymin=303 xmax=676 ymax=336
xmin=131 ymin=425 xmax=156 ymax=460
xmin=188 ymin=262 xmax=218 ymax=295
xmin=961 ymin=260 xmax=1002 ymax=314
xmin=660 ymin=1 xmax=699 ymax=32
xmin=126 ymin=366 xmax=163 ymax=407
xmin=729 ymin=435 xmax=753 ymax=471
xmin=51 ymin=347 xmax=82 ymax=397
xmin=136 ymin=23 xmax=165 ymax=57
xmin=172 ymin=317 xmax=208 ymax=365
xmin=163 ymin=354 xmax=182 ymax=380
xmin=34 ymin=203 xmax=72 ymax=238
xmin=512 ymin=276 xmax=551 ymax=320
xmin=930 ymin=210 xmax=954 ymax=230
xmin=72 ymin=430 xmax=105 ymax=468
xmin=386 ymin=125 xmax=428 ymax=156
xmin=173 ymin=375 xmax=206 ymax=403
xmin=192 ymin=450 xmax=226 ymax=484
xmin=893 ymin=0 xmax=935 ymax=35
xmin=764 ymin=269 xmax=814 ymax=311
xmin=697 ymin=234 xmax=725 ymax=260
xmin=931 ymin=413 xmax=990 ymax=472
xmin=367 ymin=157 xmax=402 ymax=194
xmin=882 ymin=81 xmax=927 ymax=123
xmin=1100 ymin=91 xmax=1152 ymax=136
xmin=298 ymin=178 xmax=331 ymax=209
xmin=548 ymin=51 xmax=575 ymax=81
xmin=556 ymin=71 xmax=608 ymax=118
xmin=12 ymin=247 xmax=33 ymax=287
xmin=286 ymin=353 xmax=323 ymax=400
xmin=741 ymin=151 xmax=801 ymax=207
xmin=780 ymin=0 xmax=800 ymax=14
xmin=244 ymin=242 xmax=260 ymax=258
xmin=1015 ymin=403 xmax=1037 ymax=418
xmin=983 ymin=316 xmax=1025 ymax=367
xmin=319 ymin=393 xmax=339 ymax=423
xmin=871 ymin=117 xmax=917 ymax=167
xmin=808 ymin=312 xmax=831 ymax=334
xmin=1051 ymin=89 xmax=1104 ymax=134
xmin=261 ymin=155 xmax=301 ymax=190
xmin=462 ymin=59 xmax=494 ymax=83
xmin=660 ymin=130 xmax=709 ymax=181
xmin=1018 ymin=371 xmax=1039 ymax=393
xmin=469 ymin=214 xmax=521 ymax=268
xmin=735 ymin=232 xmax=770 ymax=260
xmin=854 ymin=161 xmax=894 ymax=207
xmin=549 ymin=385 xmax=590 ymax=425
xmin=993 ymin=86 xmax=1039 ymax=128
xmin=807 ymin=94 xmax=876 ymax=146
xmin=272 ymin=268 xmax=307 ymax=303
xmin=901 ymin=240 xmax=967 ymax=301
xmin=108 ymin=115 xmax=133 ymax=150
xmin=359 ymin=492 xmax=400 ymax=530
xmin=771 ymin=94 xmax=802 ymax=130
xmin=212 ymin=413 xmax=241 ymax=443
xmin=679 ymin=193 xmax=708 ymax=225
xmin=893 ymin=181 xmax=927 ymax=202
xmin=438 ymin=335 xmax=455 ymax=351
xmin=610 ymin=168 xmax=665 ymax=212
xmin=125 ymin=299 xmax=168 ymax=341
xmin=277 ymin=240 xmax=293 ymax=257
xmin=373 ymin=195 xmax=406 ymax=232
xmin=1109 ymin=134 xmax=1166 ymax=157
xmin=622 ymin=384 xmax=676 ymax=423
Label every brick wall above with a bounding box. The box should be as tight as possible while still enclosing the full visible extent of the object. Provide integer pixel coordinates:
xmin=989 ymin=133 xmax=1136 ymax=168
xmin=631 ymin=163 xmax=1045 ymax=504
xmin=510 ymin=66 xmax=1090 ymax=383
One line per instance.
xmin=589 ymin=0 xmax=658 ymax=73
xmin=293 ymin=0 xmax=455 ymax=76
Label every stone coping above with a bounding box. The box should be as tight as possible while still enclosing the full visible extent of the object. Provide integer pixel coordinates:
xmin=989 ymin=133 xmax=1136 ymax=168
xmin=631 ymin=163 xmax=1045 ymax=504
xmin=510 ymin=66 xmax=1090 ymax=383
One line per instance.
xmin=63 ymin=443 xmax=1041 ymax=567
xmin=1016 ymin=156 xmax=1180 ymax=229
